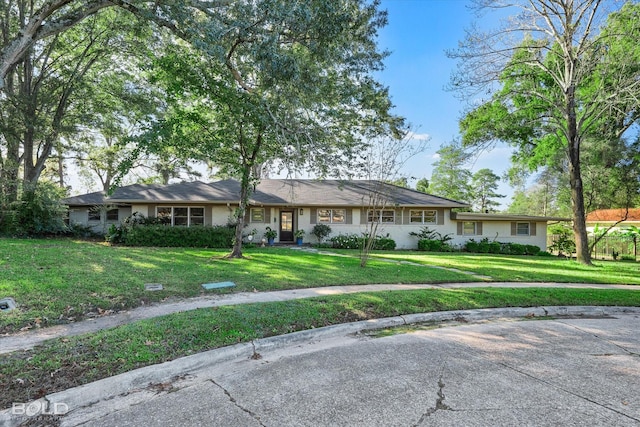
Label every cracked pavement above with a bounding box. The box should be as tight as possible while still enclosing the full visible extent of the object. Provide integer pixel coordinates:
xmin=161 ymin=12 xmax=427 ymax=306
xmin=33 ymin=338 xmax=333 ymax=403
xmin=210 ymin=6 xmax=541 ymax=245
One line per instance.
xmin=38 ymin=312 xmax=640 ymax=427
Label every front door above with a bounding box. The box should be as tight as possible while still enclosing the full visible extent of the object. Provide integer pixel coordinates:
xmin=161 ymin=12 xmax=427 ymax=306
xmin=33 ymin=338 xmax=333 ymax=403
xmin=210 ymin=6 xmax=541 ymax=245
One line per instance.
xmin=280 ymin=210 xmax=294 ymax=242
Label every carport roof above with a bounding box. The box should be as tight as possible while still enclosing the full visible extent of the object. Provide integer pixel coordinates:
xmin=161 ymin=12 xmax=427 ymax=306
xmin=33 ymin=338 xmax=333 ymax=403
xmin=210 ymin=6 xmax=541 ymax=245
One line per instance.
xmin=451 ymin=212 xmax=571 ymax=222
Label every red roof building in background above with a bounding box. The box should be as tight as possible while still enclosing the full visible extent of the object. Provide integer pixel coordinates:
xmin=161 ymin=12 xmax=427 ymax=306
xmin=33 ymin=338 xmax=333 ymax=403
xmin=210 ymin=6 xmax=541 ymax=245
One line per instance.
xmin=586 ymin=208 xmax=640 ymax=223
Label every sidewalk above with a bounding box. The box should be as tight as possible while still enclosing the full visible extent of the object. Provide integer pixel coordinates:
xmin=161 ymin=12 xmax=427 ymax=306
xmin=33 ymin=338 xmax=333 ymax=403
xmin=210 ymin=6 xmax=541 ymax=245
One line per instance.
xmin=1 ymin=282 xmax=638 ymax=354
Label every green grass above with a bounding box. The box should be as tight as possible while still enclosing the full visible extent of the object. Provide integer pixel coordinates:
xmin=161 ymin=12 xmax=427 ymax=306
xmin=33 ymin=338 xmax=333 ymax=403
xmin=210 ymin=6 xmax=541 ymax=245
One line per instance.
xmin=2 ymin=238 xmax=640 ymax=334
xmin=0 ymin=238 xmax=471 ymax=333
xmin=362 ymin=251 xmax=640 ymax=284
xmin=2 ymin=287 xmax=640 ymax=408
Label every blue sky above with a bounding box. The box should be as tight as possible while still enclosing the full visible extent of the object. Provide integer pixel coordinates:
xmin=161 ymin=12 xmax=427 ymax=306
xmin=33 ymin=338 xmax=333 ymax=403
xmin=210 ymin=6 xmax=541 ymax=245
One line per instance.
xmin=376 ymin=0 xmax=514 ymax=206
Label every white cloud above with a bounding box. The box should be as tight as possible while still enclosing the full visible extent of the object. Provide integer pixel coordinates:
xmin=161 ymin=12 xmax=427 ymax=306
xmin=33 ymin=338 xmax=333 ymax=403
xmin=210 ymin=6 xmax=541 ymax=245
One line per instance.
xmin=406 ymin=131 xmax=431 ymax=141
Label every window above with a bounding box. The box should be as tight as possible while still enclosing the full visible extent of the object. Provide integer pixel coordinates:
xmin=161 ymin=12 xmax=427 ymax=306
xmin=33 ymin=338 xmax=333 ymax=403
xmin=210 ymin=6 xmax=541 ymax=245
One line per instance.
xmin=106 ymin=209 xmax=119 ymax=221
xmin=463 ymin=222 xmax=477 ymax=236
xmin=410 ymin=210 xmax=437 ymax=224
xmin=157 ymin=207 xmax=172 ymax=225
xmin=250 ymin=208 xmax=265 ymax=223
xmin=173 ymin=207 xmax=189 ymax=226
xmin=156 ymin=207 xmax=205 ymax=226
xmin=190 ymin=208 xmax=204 ymax=226
xmin=368 ymin=209 xmax=395 ymax=223
xmin=516 ymin=222 xmax=530 ymax=236
xmin=89 ymin=208 xmax=118 ymax=222
xmin=88 ymin=209 xmax=101 ymax=221
xmin=318 ymin=209 xmax=346 ymax=224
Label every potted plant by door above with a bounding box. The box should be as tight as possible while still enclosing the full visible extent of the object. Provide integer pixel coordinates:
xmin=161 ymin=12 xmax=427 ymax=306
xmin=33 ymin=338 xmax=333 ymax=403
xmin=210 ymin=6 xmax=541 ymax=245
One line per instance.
xmin=263 ymin=227 xmax=277 ymax=246
xmin=294 ymin=229 xmax=305 ymax=246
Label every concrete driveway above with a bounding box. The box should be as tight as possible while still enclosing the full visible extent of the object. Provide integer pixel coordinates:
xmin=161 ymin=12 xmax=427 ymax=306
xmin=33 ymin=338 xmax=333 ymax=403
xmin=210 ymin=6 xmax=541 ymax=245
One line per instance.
xmin=41 ymin=310 xmax=640 ymax=427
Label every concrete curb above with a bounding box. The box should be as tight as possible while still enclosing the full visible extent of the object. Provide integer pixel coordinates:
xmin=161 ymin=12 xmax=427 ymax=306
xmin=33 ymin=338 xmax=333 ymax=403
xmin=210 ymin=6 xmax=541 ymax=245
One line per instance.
xmin=3 ymin=305 xmax=640 ymax=426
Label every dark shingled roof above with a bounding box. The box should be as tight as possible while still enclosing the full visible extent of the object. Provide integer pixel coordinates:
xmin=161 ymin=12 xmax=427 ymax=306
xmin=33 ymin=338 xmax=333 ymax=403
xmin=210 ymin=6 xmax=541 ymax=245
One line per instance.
xmin=102 ymin=179 xmax=469 ymax=208
xmin=61 ymin=191 xmax=107 ymax=206
xmin=250 ymin=180 xmax=469 ymax=207
xmin=109 ymin=180 xmax=242 ymax=203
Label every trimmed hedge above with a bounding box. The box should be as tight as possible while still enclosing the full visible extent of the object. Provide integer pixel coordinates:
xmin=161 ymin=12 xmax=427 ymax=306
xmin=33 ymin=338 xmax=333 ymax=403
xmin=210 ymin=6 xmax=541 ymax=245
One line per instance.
xmin=107 ymin=213 xmax=234 ymax=248
xmin=417 ymin=239 xmax=452 ymax=252
xmin=121 ymin=225 xmax=235 ymax=248
xmin=464 ymin=239 xmax=540 ymax=256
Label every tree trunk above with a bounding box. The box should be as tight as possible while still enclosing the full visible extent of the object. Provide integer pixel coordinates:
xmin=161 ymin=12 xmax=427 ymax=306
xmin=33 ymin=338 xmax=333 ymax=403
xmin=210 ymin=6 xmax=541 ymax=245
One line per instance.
xmin=228 ymin=133 xmax=263 ymax=258
xmin=56 ymin=155 xmax=65 ymax=188
xmin=228 ymin=167 xmax=251 ymax=258
xmin=2 ymin=142 xmax=21 ymax=204
xmin=567 ymin=130 xmax=591 ymax=265
xmin=563 ymin=74 xmax=592 ymax=266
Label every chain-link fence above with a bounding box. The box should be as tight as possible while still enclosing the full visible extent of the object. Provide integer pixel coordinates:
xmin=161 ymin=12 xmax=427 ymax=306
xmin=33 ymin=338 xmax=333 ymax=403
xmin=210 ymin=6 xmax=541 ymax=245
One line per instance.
xmin=548 ymin=234 xmax=638 ymax=260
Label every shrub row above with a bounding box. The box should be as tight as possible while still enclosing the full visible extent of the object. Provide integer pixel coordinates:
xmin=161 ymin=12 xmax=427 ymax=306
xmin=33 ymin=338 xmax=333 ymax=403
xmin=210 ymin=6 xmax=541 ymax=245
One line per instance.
xmin=108 ymin=214 xmax=234 ymax=248
xmin=464 ymin=239 xmax=540 ymax=256
xmin=417 ymin=239 xmax=453 ymax=252
xmin=120 ymin=224 xmax=235 ymax=248
xmin=330 ymin=233 xmax=396 ymax=250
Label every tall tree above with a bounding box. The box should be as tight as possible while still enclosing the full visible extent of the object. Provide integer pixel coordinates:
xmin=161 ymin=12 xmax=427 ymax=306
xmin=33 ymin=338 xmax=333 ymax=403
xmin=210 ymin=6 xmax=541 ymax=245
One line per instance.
xmin=141 ymin=0 xmax=405 ymax=258
xmin=429 ymin=143 xmax=472 ymax=203
xmin=471 ymin=168 xmax=504 ymax=212
xmin=387 ymin=178 xmax=409 ymax=188
xmin=415 ymin=178 xmax=429 ymax=193
xmin=0 ymin=10 xmax=119 ymax=203
xmin=580 ymin=136 xmax=640 ymax=212
xmin=451 ymin=1 xmax=640 ymax=265
xmin=0 ymin=0 xmax=237 ymax=91
xmin=507 ymin=168 xmax=567 ymax=216
xmin=69 ymin=30 xmax=163 ymax=192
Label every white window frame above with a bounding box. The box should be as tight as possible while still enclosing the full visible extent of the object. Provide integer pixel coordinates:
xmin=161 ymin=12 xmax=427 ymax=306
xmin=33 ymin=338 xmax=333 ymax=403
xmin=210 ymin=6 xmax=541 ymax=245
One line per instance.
xmin=410 ymin=209 xmax=437 ymax=224
xmin=368 ymin=209 xmax=395 ymax=224
xmin=516 ymin=222 xmax=530 ymax=236
xmin=250 ymin=208 xmax=265 ymax=223
xmin=463 ymin=221 xmax=477 ymax=236
xmin=318 ymin=208 xmax=346 ymax=224
xmin=156 ymin=206 xmax=205 ymax=226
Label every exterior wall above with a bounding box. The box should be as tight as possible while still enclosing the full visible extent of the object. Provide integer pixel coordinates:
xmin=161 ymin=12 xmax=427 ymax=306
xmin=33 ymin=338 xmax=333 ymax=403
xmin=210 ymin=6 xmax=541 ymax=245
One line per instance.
xmin=131 ymin=205 xmax=149 ymax=217
xmin=291 ymin=207 xmax=549 ymax=250
xmin=68 ymin=201 xmax=550 ymax=250
xmin=298 ymin=207 xmax=455 ymax=249
xmin=68 ymin=208 xmax=88 ymax=227
xmin=68 ymin=206 xmax=132 ymax=234
xmin=211 ymin=205 xmax=236 ymax=226
xmin=450 ymin=221 xmax=548 ymax=251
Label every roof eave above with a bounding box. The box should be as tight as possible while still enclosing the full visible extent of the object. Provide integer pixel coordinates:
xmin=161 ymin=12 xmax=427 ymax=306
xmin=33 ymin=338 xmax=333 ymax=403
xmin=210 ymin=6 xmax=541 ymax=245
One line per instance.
xmin=451 ymin=212 xmax=571 ymax=222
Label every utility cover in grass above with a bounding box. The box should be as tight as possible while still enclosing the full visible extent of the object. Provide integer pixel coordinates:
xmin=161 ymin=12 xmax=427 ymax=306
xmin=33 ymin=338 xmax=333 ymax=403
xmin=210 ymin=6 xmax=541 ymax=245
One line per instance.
xmin=0 ymin=297 xmax=16 ymax=311
xmin=202 ymin=281 xmax=236 ymax=290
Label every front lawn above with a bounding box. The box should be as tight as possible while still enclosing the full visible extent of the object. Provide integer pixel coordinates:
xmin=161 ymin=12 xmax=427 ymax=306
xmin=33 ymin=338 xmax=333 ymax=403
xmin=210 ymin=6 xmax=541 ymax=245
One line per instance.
xmin=364 ymin=251 xmax=640 ymax=284
xmin=1 ymin=238 xmax=639 ymax=334
xmin=0 ymin=238 xmax=471 ymax=333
